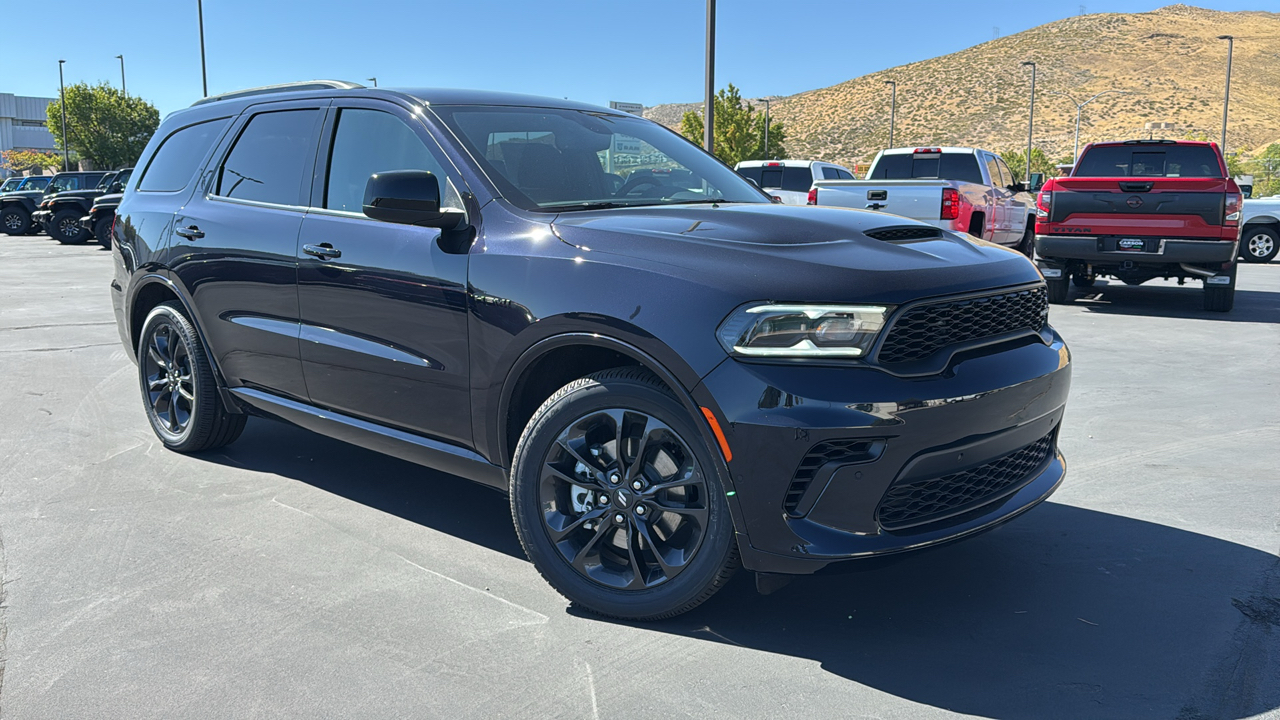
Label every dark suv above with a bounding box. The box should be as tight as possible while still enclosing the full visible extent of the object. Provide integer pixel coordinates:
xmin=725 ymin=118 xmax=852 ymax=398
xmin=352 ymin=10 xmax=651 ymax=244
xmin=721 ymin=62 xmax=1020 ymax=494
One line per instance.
xmin=111 ymin=81 xmax=1072 ymax=620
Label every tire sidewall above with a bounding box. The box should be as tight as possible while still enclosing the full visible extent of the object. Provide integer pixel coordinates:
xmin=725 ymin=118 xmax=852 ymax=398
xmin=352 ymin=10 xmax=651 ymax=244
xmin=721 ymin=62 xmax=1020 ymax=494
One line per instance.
xmin=138 ymin=304 xmax=200 ymax=447
xmin=51 ymin=209 xmax=86 ymax=244
xmin=94 ymin=217 xmax=114 ymax=248
xmin=1243 ymin=227 xmax=1278 ymax=263
xmin=511 ymin=374 xmax=735 ymax=619
xmin=1 ymin=208 xmax=29 ymax=235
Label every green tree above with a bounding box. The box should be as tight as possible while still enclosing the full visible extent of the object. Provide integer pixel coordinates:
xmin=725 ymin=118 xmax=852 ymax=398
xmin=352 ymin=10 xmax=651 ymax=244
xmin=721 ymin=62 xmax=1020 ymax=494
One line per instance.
xmin=679 ymin=84 xmax=787 ymax=166
xmin=0 ymin=149 xmax=62 ymax=174
xmin=999 ymin=147 xmax=1057 ymax=183
xmin=1254 ymin=143 xmax=1280 ymax=197
xmin=47 ymin=82 xmax=159 ymax=170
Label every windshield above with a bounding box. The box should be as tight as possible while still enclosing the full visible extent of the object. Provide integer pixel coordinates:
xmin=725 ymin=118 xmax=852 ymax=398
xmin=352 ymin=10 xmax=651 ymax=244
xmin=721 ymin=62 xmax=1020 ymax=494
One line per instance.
xmin=47 ymin=176 xmax=80 ymax=193
xmin=22 ymin=177 xmax=50 ymax=191
xmin=96 ymin=173 xmax=117 ymax=190
xmin=0 ymin=178 xmax=20 ymax=192
xmin=736 ymin=165 xmax=815 ymax=192
xmin=870 ymin=153 xmax=985 ymax=184
xmin=1075 ymin=145 xmax=1223 ymax=178
xmin=432 ymin=105 xmax=769 ymax=211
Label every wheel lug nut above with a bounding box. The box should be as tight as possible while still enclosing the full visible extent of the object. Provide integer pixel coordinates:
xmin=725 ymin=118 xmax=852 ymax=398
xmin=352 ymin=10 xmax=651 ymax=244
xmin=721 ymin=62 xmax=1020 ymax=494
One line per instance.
xmin=614 ymin=513 xmax=625 ymax=524
xmin=608 ymin=472 xmax=621 ymax=484
xmin=635 ymin=505 xmax=647 ymax=516
xmin=631 ymin=480 xmax=643 ymax=491
xmin=598 ymin=493 xmax=609 ymax=505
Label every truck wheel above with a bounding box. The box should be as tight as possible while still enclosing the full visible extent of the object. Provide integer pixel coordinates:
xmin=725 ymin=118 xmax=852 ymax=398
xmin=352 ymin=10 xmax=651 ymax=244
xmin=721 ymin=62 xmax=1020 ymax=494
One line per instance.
xmin=510 ymin=367 xmax=739 ymax=621
xmin=1203 ymin=269 xmax=1235 ymax=313
xmin=1 ymin=207 xmax=30 ymax=235
xmin=1072 ymin=274 xmax=1095 ymax=288
xmin=1241 ymin=226 xmax=1278 ymax=263
xmin=94 ymin=216 xmax=114 ymax=249
xmin=1016 ymin=225 xmax=1034 ymax=258
xmin=49 ymin=209 xmax=89 ymax=244
xmin=1046 ymin=276 xmax=1070 ymax=304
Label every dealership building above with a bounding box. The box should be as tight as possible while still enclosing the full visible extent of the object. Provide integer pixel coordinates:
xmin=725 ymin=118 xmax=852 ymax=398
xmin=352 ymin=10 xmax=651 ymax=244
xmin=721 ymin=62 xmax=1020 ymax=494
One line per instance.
xmin=0 ymin=93 xmax=58 ymax=179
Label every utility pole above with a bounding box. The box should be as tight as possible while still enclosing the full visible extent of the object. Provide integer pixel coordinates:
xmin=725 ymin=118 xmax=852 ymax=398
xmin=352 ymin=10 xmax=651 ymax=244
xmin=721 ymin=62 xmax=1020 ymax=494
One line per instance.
xmin=116 ymin=55 xmax=126 ymax=97
xmin=1217 ymin=35 xmax=1234 ymax=152
xmin=884 ymin=81 xmax=896 ymax=149
xmin=198 ymin=0 xmax=208 ymax=97
xmin=58 ymin=60 xmax=69 ymax=171
xmin=1022 ymin=61 xmax=1036 ymax=184
xmin=759 ymin=97 xmax=772 ymax=159
xmin=703 ymin=0 xmax=715 ymax=153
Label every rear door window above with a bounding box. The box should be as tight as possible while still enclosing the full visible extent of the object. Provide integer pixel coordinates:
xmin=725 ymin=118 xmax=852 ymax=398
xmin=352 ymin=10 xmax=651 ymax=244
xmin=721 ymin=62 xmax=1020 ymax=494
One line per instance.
xmin=821 ymin=167 xmax=842 ymax=180
xmin=138 ymin=118 xmax=230 ymax=192
xmin=216 ymin=109 xmax=320 ymax=205
xmin=1074 ymin=145 xmax=1223 ymax=178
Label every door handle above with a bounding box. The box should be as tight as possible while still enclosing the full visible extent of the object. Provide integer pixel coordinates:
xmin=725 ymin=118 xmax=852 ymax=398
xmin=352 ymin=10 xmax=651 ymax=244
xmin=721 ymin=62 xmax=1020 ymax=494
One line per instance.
xmin=303 ymin=243 xmax=342 ymax=260
xmin=174 ymin=225 xmax=204 ymax=240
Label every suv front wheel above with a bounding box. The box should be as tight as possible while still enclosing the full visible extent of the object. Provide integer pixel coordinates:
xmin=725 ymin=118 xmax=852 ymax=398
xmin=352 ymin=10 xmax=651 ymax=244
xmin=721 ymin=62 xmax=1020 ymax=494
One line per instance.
xmin=138 ymin=302 xmax=246 ymax=451
xmin=1 ymin=206 xmax=31 ymax=235
xmin=510 ymin=368 xmax=739 ymax=621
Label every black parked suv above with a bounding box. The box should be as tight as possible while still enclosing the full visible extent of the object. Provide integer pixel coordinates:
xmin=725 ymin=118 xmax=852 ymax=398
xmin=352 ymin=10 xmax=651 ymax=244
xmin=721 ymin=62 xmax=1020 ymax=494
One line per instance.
xmin=111 ymin=81 xmax=1072 ymax=620
xmin=1 ymin=171 xmax=108 ymax=236
xmin=35 ymin=170 xmax=128 ymax=244
xmin=79 ymin=168 xmax=134 ymax=248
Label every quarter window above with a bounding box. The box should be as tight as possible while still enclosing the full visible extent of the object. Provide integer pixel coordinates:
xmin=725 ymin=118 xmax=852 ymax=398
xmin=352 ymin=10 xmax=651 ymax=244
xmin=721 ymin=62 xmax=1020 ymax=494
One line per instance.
xmin=217 ymin=110 xmax=319 ymax=206
xmin=138 ymin=118 xmax=230 ymax=192
xmin=324 ymin=109 xmax=446 ymax=213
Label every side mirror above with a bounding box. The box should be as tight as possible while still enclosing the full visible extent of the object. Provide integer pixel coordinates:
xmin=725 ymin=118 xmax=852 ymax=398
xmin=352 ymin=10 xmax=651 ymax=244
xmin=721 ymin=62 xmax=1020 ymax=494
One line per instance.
xmin=108 ymin=183 xmax=123 ymax=194
xmin=1028 ymin=173 xmax=1045 ymax=192
xmin=362 ymin=170 xmax=464 ymax=228
xmin=1008 ymin=182 xmax=1027 ymax=193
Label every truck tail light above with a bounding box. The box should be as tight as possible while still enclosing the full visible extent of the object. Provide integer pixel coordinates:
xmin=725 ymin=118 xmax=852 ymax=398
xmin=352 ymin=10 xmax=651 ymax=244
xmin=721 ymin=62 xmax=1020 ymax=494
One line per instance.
xmin=807 ymin=187 xmax=818 ymax=206
xmin=1224 ymin=192 xmax=1241 ymax=225
xmin=1036 ymin=190 xmax=1052 ymax=220
xmin=940 ymin=187 xmax=959 ymax=220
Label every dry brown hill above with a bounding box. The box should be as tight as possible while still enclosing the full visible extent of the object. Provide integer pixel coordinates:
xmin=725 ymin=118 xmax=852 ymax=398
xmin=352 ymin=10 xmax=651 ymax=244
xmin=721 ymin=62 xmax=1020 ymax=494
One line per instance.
xmin=645 ymin=5 xmax=1280 ymax=167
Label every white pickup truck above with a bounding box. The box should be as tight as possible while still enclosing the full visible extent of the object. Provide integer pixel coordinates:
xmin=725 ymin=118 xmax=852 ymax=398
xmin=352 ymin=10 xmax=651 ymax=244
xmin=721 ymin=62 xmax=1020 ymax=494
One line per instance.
xmin=809 ymin=147 xmax=1037 ymax=255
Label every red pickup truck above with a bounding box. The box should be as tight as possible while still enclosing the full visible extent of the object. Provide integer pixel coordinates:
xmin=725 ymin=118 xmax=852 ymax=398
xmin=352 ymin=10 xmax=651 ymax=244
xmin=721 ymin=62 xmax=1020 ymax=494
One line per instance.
xmin=1034 ymin=140 xmax=1242 ymax=312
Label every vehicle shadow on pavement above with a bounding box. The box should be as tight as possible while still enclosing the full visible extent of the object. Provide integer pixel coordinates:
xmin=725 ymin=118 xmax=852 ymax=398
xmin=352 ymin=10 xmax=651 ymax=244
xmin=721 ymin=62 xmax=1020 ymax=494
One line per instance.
xmin=202 ymin=417 xmax=526 ymax=559
xmin=637 ymin=503 xmax=1280 ymax=719
xmin=1057 ymin=280 xmax=1280 ymax=323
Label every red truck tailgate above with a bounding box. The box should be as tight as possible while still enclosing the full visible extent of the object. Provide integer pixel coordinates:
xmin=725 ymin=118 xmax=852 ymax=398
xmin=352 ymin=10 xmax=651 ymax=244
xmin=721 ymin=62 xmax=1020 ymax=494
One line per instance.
xmin=1045 ymin=177 xmax=1228 ymax=238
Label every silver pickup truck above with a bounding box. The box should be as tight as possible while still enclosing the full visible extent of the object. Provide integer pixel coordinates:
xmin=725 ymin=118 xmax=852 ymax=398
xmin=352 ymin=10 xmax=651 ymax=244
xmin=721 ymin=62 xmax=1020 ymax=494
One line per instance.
xmin=810 ymin=147 xmax=1038 ymax=255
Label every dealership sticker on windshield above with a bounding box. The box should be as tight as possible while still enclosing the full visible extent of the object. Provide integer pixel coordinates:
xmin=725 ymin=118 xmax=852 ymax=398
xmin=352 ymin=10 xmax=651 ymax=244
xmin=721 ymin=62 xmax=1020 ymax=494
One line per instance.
xmin=1117 ymin=238 xmax=1145 ymax=251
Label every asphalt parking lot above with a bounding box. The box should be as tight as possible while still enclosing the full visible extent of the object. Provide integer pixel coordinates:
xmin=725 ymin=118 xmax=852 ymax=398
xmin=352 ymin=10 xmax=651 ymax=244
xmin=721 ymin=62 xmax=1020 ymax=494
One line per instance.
xmin=0 ymin=232 xmax=1277 ymax=719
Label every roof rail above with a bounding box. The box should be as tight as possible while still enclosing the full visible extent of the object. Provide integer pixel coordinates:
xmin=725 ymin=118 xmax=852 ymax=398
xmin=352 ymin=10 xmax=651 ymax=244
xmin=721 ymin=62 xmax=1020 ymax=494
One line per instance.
xmin=190 ymin=80 xmax=365 ymax=107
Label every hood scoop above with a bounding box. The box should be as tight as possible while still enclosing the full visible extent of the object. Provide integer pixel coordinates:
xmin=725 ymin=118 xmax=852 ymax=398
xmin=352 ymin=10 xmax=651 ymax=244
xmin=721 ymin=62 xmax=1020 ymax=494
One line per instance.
xmin=864 ymin=225 xmax=944 ymax=243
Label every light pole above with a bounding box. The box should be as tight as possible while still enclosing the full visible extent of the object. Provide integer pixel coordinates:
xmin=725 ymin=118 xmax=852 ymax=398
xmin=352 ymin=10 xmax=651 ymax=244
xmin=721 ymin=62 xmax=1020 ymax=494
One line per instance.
xmin=758 ymin=97 xmax=772 ymax=158
xmin=1217 ymin=35 xmax=1233 ymax=152
xmin=1021 ymin=61 xmax=1036 ymax=185
xmin=197 ymin=0 xmax=208 ymax=97
xmin=116 ymin=55 xmax=126 ymax=97
xmin=367 ymin=77 xmax=378 ymax=88
xmin=58 ymin=60 xmax=69 ymax=171
xmin=884 ymin=80 xmax=896 ymax=149
xmin=703 ymin=0 xmax=715 ymax=153
xmin=1048 ymin=89 xmax=1131 ymax=163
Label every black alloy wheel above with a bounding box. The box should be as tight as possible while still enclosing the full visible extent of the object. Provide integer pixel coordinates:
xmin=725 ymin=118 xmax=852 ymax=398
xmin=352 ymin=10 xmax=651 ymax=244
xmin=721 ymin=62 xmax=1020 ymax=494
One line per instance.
xmin=50 ymin=208 xmax=88 ymax=244
xmin=137 ymin=302 xmax=246 ymax=451
xmin=540 ymin=408 xmax=709 ymax=591
xmin=511 ymin=368 xmax=738 ymax=621
xmin=1 ymin=207 xmax=30 ymax=235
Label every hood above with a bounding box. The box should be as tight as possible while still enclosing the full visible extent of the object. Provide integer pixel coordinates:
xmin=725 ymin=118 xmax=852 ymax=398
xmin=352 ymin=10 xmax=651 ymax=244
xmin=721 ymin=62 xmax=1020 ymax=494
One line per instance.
xmin=47 ymin=188 xmax=106 ymax=201
xmin=91 ymin=192 xmax=124 ymax=208
xmin=550 ymin=203 xmax=1040 ymax=305
xmin=2 ymin=189 xmax=46 ymax=201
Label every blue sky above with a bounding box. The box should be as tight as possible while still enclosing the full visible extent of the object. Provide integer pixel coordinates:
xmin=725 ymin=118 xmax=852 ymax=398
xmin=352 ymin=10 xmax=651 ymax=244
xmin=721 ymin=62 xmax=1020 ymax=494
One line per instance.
xmin=6 ymin=0 xmax=1268 ymax=117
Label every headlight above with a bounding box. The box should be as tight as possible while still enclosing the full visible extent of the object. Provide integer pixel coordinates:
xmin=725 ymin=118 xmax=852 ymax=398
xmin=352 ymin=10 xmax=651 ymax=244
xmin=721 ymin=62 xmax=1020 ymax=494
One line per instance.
xmin=716 ymin=304 xmax=891 ymax=358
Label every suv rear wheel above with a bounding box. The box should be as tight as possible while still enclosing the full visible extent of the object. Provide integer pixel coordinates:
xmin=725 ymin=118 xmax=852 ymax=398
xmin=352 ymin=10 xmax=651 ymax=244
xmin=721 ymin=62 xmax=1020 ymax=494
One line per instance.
xmin=1241 ymin=226 xmax=1278 ymax=263
xmin=138 ymin=302 xmax=246 ymax=451
xmin=49 ymin=208 xmax=89 ymax=244
xmin=510 ymin=367 xmax=739 ymax=621
xmin=1 ymin=207 xmax=30 ymax=235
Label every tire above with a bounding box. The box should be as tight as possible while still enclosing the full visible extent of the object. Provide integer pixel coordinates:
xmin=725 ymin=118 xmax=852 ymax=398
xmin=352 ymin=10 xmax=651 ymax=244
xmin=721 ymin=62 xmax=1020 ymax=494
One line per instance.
xmin=1 ymin=206 xmax=30 ymax=235
xmin=510 ymin=367 xmax=739 ymax=621
xmin=49 ymin=208 xmax=89 ymax=244
xmin=94 ymin=216 xmax=114 ymax=249
xmin=1046 ymin=276 xmax=1070 ymax=304
xmin=1016 ymin=224 xmax=1034 ymax=258
xmin=1203 ymin=268 xmax=1236 ymax=313
xmin=1240 ymin=226 xmax=1278 ymax=263
xmin=1072 ymin=274 xmax=1095 ymax=288
xmin=137 ymin=302 xmax=246 ymax=452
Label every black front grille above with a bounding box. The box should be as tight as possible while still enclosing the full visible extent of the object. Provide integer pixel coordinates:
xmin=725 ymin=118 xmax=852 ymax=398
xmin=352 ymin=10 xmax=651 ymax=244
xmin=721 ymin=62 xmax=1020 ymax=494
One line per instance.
xmin=864 ymin=226 xmax=943 ymax=242
xmin=785 ymin=439 xmax=877 ymax=516
xmin=876 ymin=431 xmax=1056 ymax=530
xmin=878 ymin=287 xmax=1048 ymax=365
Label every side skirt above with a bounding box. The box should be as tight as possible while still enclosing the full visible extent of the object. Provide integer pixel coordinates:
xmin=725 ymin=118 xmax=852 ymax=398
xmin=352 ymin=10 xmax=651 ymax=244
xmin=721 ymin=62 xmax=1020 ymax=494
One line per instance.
xmin=229 ymin=387 xmax=508 ymax=491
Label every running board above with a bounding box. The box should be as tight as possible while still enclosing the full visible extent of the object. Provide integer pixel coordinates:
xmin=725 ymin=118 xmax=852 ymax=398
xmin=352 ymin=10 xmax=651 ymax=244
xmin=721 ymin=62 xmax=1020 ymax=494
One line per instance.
xmin=229 ymin=387 xmax=508 ymax=491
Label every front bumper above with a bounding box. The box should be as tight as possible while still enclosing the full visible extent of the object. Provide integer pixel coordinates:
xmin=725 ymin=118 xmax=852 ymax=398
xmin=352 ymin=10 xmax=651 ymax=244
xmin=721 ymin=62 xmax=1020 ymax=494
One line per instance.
xmin=80 ymin=214 xmax=93 ymax=231
xmin=32 ymin=209 xmax=51 ymax=226
xmin=1035 ymin=235 xmax=1237 ymax=265
xmin=695 ymin=329 xmax=1071 ymax=575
